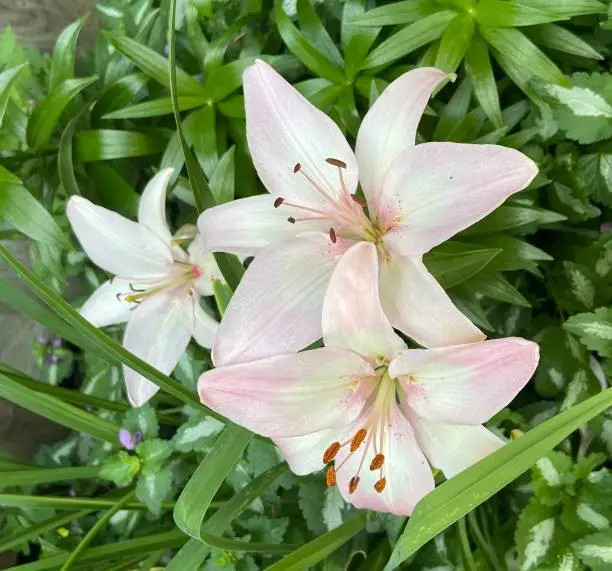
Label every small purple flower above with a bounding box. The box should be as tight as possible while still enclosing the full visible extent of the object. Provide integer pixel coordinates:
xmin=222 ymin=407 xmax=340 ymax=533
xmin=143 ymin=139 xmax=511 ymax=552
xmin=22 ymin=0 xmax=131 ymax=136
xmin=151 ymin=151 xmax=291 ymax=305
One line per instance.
xmin=44 ymin=354 xmax=60 ymax=365
xmin=601 ymin=222 xmax=612 ymax=234
xmin=119 ymin=429 xmax=143 ymax=451
xmin=51 ymin=338 xmax=63 ymax=348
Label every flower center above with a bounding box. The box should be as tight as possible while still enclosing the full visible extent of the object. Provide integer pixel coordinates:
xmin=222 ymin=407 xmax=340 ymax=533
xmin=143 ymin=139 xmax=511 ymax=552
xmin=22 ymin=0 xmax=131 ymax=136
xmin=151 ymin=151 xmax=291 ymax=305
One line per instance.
xmin=272 ymin=158 xmax=379 ymax=243
xmin=116 ymin=264 xmax=201 ymax=306
xmin=322 ymin=371 xmax=397 ymax=496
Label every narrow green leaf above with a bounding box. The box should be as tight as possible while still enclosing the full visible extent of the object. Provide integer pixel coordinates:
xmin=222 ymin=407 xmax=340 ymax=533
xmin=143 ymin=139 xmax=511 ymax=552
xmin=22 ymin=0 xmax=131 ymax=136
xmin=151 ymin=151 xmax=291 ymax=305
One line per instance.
xmin=480 ymin=27 xmax=565 ymax=98
xmin=474 ymin=0 xmax=567 ymax=26
xmin=275 ymin=0 xmax=345 ymax=84
xmin=266 ymin=513 xmax=368 ymax=571
xmin=425 ymin=248 xmax=501 ymax=289
xmin=213 ymin=252 xmax=245 ymax=292
xmin=58 ymin=98 xmax=92 ymax=197
xmin=518 ymin=0 xmax=605 ymax=18
xmin=74 ymin=129 xmax=167 ymax=161
xmin=0 ymin=493 xmax=181 ymax=511
xmin=434 ymin=13 xmax=474 ymax=74
xmin=109 ymin=35 xmax=205 ymax=95
xmin=92 ymin=72 xmax=149 ymax=121
xmin=350 ymin=0 xmax=439 ymax=26
xmin=462 ymin=205 xmax=566 ymax=234
xmin=467 ymin=272 xmax=531 ymax=307
xmin=0 ymin=64 xmax=28 ymax=126
xmin=526 ymin=23 xmax=603 ymax=60
xmin=362 ymin=11 xmax=456 ymax=70
xmin=385 ymin=387 xmax=612 ymax=569
xmin=0 ymin=177 xmax=69 ymax=249
xmin=49 ymin=17 xmax=86 ymax=90
xmin=297 ymin=0 xmax=344 ymax=68
xmin=209 ymin=146 xmax=235 ymax=204
xmin=102 ymin=95 xmax=207 ymax=119
xmin=1 ymin=466 xmax=100 ymax=489
xmin=0 ymin=371 xmax=120 ymax=442
xmin=27 ymin=76 xmax=98 ymax=150
xmin=87 ymin=163 xmax=140 ymax=217
xmin=564 ymin=307 xmax=612 ymax=357
xmin=464 ymin=32 xmax=503 ymax=128
xmin=341 ymin=0 xmax=380 ymax=80
xmin=434 ymin=77 xmax=472 ymax=141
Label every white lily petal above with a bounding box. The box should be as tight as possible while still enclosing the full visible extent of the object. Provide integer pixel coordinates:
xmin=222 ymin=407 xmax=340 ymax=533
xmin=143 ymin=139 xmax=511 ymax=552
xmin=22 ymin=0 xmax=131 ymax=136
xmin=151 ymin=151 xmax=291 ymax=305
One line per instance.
xmin=138 ymin=168 xmax=174 ymax=245
xmin=244 ymin=60 xmax=358 ymax=210
xmin=404 ymin=408 xmax=505 ymax=478
xmin=198 ymin=195 xmax=306 ymax=257
xmin=355 ymin=67 xmax=448 ymax=212
xmin=323 ymin=242 xmax=405 ymax=360
xmin=213 ymin=233 xmax=342 ymax=366
xmin=188 ymin=235 xmax=225 ymax=296
xmin=192 ymin=300 xmax=218 ymax=349
xmin=67 ymin=196 xmax=174 ymax=278
xmin=274 ymin=428 xmax=337 ymax=476
xmin=379 ymin=252 xmax=484 ymax=347
xmin=80 ymin=278 xmax=138 ymax=328
xmin=122 ymin=288 xmax=194 ymax=407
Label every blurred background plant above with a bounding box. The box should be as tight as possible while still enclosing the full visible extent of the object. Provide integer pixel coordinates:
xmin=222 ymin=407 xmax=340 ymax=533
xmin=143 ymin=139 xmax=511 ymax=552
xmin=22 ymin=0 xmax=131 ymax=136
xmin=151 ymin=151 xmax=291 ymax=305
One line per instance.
xmin=0 ymin=0 xmax=611 ymax=569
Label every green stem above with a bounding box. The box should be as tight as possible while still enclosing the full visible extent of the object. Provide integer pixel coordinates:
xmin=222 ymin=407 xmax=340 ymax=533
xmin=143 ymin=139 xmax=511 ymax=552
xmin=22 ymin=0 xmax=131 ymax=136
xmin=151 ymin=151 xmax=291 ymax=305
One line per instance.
xmin=468 ymin=510 xmax=504 ymax=571
xmin=59 ymin=490 xmax=136 ymax=571
xmin=457 ymin=516 xmax=478 ymax=571
xmin=2 ymin=466 xmax=101 ymax=488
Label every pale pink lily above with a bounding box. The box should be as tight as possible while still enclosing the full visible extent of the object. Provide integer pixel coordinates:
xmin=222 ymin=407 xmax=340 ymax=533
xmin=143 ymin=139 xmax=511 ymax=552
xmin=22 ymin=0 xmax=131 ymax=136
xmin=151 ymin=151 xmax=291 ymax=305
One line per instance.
xmin=67 ymin=169 xmax=222 ymax=407
xmin=198 ymin=242 xmax=539 ymax=515
xmin=199 ymin=61 xmax=538 ymax=366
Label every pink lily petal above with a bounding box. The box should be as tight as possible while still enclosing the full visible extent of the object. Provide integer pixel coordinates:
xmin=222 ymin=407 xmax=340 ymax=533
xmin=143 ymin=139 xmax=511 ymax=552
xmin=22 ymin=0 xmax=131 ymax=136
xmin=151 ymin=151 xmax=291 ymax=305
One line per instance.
xmin=334 ymin=401 xmax=434 ymax=516
xmin=355 ymin=67 xmax=447 ymax=213
xmin=192 ymin=300 xmax=218 ymax=349
xmin=137 ymin=168 xmax=174 ymax=246
xmin=198 ymin=195 xmax=304 ymax=257
xmin=122 ymin=288 xmax=195 ymax=407
xmin=274 ymin=428 xmax=337 ymax=476
xmin=187 ymin=236 xmax=224 ymax=296
xmin=379 ymin=143 xmax=538 ymax=255
xmin=198 ymin=348 xmax=376 ymax=438
xmin=379 ymin=252 xmax=484 ymax=347
xmin=67 ymin=196 xmax=174 ymax=278
xmin=213 ymin=233 xmax=344 ymax=366
xmin=404 ymin=409 xmax=504 ymax=478
xmin=244 ymin=60 xmax=358 ymax=210
xmin=323 ymin=242 xmax=405 ymax=361
xmin=79 ymin=278 xmax=136 ymax=327
xmin=389 ymin=338 xmax=540 ymax=425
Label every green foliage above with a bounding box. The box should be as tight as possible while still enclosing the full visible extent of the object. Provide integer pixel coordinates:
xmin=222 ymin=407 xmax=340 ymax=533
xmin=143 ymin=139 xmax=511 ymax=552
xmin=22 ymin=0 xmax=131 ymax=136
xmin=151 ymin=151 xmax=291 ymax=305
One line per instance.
xmin=0 ymin=0 xmax=611 ymax=569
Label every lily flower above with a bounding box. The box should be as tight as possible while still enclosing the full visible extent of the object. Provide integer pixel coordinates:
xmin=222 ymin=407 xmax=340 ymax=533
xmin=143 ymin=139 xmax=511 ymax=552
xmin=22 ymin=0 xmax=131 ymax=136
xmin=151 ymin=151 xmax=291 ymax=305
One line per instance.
xmin=198 ymin=242 xmax=539 ymax=515
xmin=199 ymin=61 xmax=538 ymax=366
xmin=67 ymin=169 xmax=221 ymax=407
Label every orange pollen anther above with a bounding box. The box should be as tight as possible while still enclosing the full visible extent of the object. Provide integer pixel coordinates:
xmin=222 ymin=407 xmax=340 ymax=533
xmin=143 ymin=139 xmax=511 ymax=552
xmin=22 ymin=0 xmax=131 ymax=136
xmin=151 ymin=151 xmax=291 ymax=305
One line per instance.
xmin=351 ymin=194 xmax=367 ymax=207
xmin=329 ymin=227 xmax=337 ymax=244
xmin=326 ymin=466 xmax=337 ymax=487
xmin=350 ymin=429 xmax=367 ymax=452
xmin=374 ymin=478 xmax=387 ymax=493
xmin=349 ymin=476 xmax=360 ymax=494
xmin=326 ymin=157 xmax=347 ymax=169
xmin=293 ymin=162 xmax=301 ymax=173
xmin=323 ymin=442 xmax=341 ymax=464
xmin=370 ymin=454 xmax=385 ymax=471
xmin=274 ymin=197 xmax=284 ymax=208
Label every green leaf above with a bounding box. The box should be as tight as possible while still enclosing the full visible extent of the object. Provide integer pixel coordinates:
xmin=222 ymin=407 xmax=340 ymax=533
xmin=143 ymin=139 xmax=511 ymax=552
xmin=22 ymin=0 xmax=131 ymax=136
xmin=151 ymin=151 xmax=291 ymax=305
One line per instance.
xmin=0 ymin=177 xmax=68 ymax=248
xmin=58 ymin=98 xmax=92 ymax=197
xmin=515 ymin=499 xmax=558 ymax=570
xmin=109 ymin=35 xmax=205 ymax=95
xmin=434 ymin=13 xmax=474 ymax=74
xmin=480 ymin=27 xmax=565 ymax=98
xmin=342 ymin=0 xmax=380 ymax=80
xmin=123 ymin=403 xmax=159 ymax=440
xmin=136 ymin=465 xmax=173 ymax=517
xmin=275 ymin=0 xmax=345 ymax=84
xmin=462 ymin=205 xmax=566 ymax=234
xmin=266 ymin=513 xmax=367 ymax=571
xmin=102 ymin=95 xmax=207 ymax=119
xmin=464 ymin=32 xmax=503 ymax=128
xmin=518 ymin=0 xmax=605 ymax=18
xmin=173 ymin=425 xmax=253 ymax=542
xmin=526 ymin=23 xmax=603 ymax=60
xmin=100 ymin=452 xmax=141 ymax=486
xmin=27 ymin=76 xmax=98 ymax=150
xmin=92 ymin=72 xmax=149 ymax=121
xmin=0 ymin=370 xmax=119 ymax=442
xmin=209 ymin=146 xmax=235 ymax=205
xmin=297 ymin=0 xmax=344 ymax=68
xmin=474 ymin=0 xmax=567 ymax=26
xmin=362 ymin=11 xmax=456 ymax=69
xmin=385 ymin=386 xmax=612 ymax=569
xmin=0 ymin=64 xmax=28 ymax=126
xmin=544 ymin=84 xmax=612 ymax=118
xmin=572 ymin=529 xmax=612 ymax=570
xmin=564 ymin=308 xmax=612 ymax=357
xmin=425 ymin=247 xmax=501 ymax=289
xmin=137 ymin=439 xmax=173 ymax=471
xmin=172 ymin=414 xmax=224 ymax=452
xmin=1 ymin=466 xmax=100 ymax=489
xmin=350 ymin=0 xmax=439 ymax=26
xmin=466 ymin=272 xmax=531 ymax=307
xmin=74 ymin=129 xmax=167 ymax=161
xmin=49 ymin=17 xmax=86 ymax=90
xmin=87 ymin=163 xmax=140 ymax=217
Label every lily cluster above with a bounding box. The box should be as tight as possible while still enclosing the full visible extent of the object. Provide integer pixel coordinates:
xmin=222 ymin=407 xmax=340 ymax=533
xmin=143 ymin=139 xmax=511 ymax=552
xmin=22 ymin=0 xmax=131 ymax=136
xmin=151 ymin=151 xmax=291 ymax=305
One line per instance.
xmin=68 ymin=62 xmax=541 ymax=516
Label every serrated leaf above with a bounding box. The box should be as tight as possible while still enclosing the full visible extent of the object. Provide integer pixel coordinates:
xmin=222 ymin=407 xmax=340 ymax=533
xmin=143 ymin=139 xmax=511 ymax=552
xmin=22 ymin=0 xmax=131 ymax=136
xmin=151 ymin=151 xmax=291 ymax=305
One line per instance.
xmin=100 ymin=451 xmax=141 ymax=486
xmin=136 ymin=465 xmax=173 ymax=517
xmin=241 ymin=515 xmax=289 ymax=545
xmin=323 ymin=487 xmax=346 ymax=531
xmin=563 ymin=261 xmax=597 ymax=310
xmin=123 ymin=403 xmax=159 ymax=439
xmin=137 ymin=439 xmax=173 ymax=471
xmin=564 ymin=308 xmax=612 ymax=357
xmin=545 ymin=84 xmax=612 ymax=117
xmin=515 ymin=500 xmax=558 ymax=571
xmin=172 ymin=415 xmax=224 ymax=452
xmin=532 ymin=452 xmax=573 ymax=505
xmin=298 ymin=480 xmax=327 ymax=535
xmin=572 ymin=529 xmax=612 ymax=570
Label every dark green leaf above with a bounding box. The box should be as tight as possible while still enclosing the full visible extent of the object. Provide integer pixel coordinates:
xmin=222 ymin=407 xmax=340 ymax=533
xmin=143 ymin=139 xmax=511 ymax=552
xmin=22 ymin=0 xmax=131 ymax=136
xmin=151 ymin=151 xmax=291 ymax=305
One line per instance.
xmin=434 ymin=13 xmax=474 ymax=74
xmin=102 ymin=96 xmax=208 ymax=119
xmin=526 ymin=24 xmax=603 ymax=60
xmin=74 ymin=129 xmax=167 ymax=161
xmin=0 ymin=64 xmax=28 ymax=126
xmin=425 ymin=247 xmax=501 ymax=289
xmin=350 ymin=0 xmax=439 ymax=26
xmin=297 ymin=0 xmax=344 ymax=68
xmin=474 ymin=0 xmax=567 ymax=26
xmin=49 ymin=17 xmax=86 ymax=90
